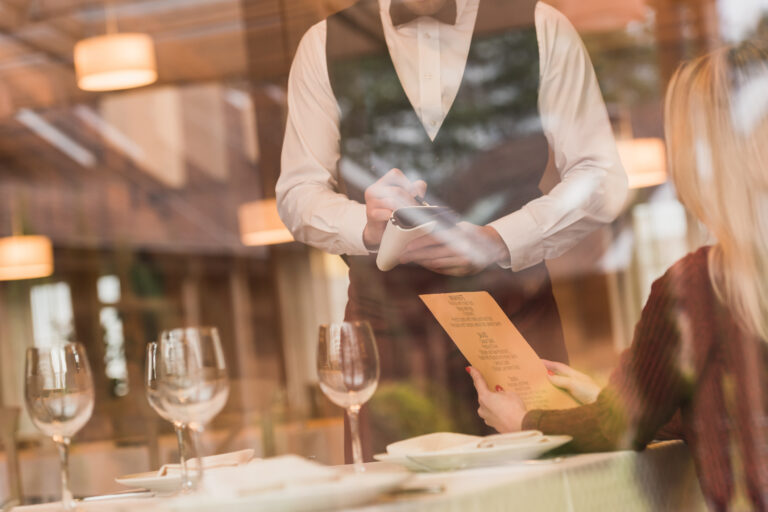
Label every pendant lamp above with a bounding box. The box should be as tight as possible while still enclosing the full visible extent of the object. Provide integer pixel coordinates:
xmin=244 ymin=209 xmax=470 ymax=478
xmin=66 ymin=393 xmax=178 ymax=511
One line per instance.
xmin=616 ymin=138 xmax=668 ymax=189
xmin=238 ymin=199 xmax=294 ymax=246
xmin=74 ymin=3 xmax=157 ymax=92
xmin=0 ymin=235 xmax=53 ymax=281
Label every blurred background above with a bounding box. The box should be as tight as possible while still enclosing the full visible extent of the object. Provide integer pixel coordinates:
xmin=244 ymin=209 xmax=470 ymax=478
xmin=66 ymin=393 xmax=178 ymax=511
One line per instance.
xmin=0 ymin=0 xmax=764 ymax=504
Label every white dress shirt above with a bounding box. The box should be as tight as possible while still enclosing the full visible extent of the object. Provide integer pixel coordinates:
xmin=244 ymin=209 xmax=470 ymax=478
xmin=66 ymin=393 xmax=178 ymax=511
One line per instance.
xmin=277 ymin=0 xmax=628 ymax=271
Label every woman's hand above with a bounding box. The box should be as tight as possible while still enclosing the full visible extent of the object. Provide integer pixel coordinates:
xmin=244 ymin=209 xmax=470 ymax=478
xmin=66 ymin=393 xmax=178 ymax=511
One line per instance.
xmin=466 ymin=367 xmax=526 ymax=433
xmin=542 ymin=360 xmax=601 ymax=404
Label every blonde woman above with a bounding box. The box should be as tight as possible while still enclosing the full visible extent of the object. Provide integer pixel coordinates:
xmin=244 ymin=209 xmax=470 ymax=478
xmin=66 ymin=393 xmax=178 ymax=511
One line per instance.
xmin=468 ymin=41 xmax=768 ymax=511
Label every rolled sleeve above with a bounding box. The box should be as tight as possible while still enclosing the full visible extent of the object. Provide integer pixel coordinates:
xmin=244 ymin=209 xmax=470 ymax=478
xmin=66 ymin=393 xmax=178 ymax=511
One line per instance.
xmin=488 ymin=208 xmax=544 ymax=271
xmin=277 ymin=21 xmax=371 ymax=256
xmin=491 ymin=4 xmax=628 ymax=271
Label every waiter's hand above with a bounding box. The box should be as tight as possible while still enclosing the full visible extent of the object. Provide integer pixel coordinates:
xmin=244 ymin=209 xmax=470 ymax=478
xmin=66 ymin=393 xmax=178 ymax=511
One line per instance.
xmin=363 ymin=169 xmax=427 ymax=250
xmin=399 ymin=222 xmax=509 ymax=276
xmin=467 ymin=367 xmax=526 ymax=433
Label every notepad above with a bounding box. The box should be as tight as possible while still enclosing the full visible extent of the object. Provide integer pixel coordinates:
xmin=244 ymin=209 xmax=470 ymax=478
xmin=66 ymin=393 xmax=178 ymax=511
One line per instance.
xmin=420 ymin=291 xmax=578 ymax=410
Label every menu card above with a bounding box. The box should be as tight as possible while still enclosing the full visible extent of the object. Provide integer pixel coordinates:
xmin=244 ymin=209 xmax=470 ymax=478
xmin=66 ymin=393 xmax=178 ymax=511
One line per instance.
xmin=420 ymin=291 xmax=578 ymax=410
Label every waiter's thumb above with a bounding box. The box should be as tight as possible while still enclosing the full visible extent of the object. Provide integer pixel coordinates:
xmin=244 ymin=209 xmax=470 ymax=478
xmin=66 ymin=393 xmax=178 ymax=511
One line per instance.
xmin=413 ymin=180 xmax=427 ymax=198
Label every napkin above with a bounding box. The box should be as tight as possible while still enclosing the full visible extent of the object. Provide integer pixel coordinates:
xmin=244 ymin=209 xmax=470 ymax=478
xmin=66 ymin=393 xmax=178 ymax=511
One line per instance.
xmin=199 ymin=455 xmax=339 ymax=497
xmin=158 ymin=449 xmax=255 ymax=477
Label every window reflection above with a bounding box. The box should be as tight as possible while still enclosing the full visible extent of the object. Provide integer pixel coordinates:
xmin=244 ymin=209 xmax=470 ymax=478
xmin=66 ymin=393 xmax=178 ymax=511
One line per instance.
xmin=99 ymin=305 xmax=128 ymax=397
xmin=0 ymin=0 xmax=764 ymax=506
xmin=30 ymin=282 xmax=74 ymax=348
xmin=96 ymin=275 xmax=121 ymax=305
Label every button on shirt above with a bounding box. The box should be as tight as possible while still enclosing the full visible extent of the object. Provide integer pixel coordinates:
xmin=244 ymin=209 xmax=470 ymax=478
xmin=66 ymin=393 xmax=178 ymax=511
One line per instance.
xmin=277 ymin=0 xmax=628 ymax=271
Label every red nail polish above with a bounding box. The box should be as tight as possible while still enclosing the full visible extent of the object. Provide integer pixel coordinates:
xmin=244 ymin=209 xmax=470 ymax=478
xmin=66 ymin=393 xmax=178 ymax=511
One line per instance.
xmin=547 ymin=370 xmax=555 ymax=376
xmin=495 ymin=385 xmax=504 ymax=392
xmin=465 ymin=366 xmax=472 ymax=374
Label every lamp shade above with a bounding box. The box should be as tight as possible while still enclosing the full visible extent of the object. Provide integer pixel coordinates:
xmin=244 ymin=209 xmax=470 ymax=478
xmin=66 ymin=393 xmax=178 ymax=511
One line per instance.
xmin=616 ymin=138 xmax=668 ymax=189
xmin=0 ymin=235 xmax=54 ymax=281
xmin=238 ymin=199 xmax=294 ymax=246
xmin=74 ymin=33 xmax=158 ymax=92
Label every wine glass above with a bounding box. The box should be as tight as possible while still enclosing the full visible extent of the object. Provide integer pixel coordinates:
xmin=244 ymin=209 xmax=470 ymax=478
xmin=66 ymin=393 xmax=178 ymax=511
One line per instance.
xmin=24 ymin=343 xmax=94 ymax=511
xmin=145 ymin=342 xmax=194 ymax=491
xmin=156 ymin=327 xmax=229 ymax=486
xmin=316 ymin=321 xmax=380 ymax=472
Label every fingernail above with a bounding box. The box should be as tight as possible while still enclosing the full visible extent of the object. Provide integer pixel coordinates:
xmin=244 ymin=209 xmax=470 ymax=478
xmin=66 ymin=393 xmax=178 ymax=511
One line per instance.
xmin=465 ymin=366 xmax=472 ymax=374
xmin=495 ymin=385 xmax=504 ymax=392
xmin=547 ymin=370 xmax=555 ymax=376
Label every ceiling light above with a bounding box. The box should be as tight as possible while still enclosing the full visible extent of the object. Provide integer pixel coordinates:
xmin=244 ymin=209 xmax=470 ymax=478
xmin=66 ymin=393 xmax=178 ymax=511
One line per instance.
xmin=74 ymin=33 xmax=157 ymax=92
xmin=0 ymin=235 xmax=54 ymax=281
xmin=616 ymin=138 xmax=668 ymax=189
xmin=238 ymin=199 xmax=294 ymax=246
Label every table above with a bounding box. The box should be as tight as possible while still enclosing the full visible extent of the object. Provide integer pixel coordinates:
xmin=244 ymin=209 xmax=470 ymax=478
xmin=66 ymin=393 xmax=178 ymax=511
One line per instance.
xmin=10 ymin=441 xmax=707 ymax=512
xmin=0 ymin=418 xmax=345 ymax=502
xmin=354 ymin=441 xmax=707 ymax=511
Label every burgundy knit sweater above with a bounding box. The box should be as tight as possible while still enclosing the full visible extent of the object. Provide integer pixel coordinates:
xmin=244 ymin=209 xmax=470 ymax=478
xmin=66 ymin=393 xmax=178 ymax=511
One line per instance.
xmin=523 ymin=247 xmax=768 ymax=511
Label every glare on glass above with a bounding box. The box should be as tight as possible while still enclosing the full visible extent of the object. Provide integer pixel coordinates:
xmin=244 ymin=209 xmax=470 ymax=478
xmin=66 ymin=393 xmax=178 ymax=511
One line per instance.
xmin=317 ymin=321 xmax=380 ymax=472
xmin=156 ymin=327 xmax=229 ymax=486
xmin=25 ymin=343 xmax=94 ymax=511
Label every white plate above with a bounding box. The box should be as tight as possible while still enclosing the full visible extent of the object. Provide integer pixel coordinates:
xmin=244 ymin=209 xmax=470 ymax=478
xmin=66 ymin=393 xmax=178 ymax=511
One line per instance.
xmin=115 ymin=471 xmax=182 ymax=494
xmin=373 ymin=453 xmax=432 ymax=472
xmin=374 ymin=435 xmax=572 ymax=472
xmin=166 ymin=471 xmax=410 ymax=512
xmin=386 ymin=432 xmax=482 ymax=456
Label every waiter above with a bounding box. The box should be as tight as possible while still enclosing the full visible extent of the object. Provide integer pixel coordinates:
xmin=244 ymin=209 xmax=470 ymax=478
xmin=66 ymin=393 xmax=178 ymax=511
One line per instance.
xmin=278 ymin=0 xmax=627 ymax=456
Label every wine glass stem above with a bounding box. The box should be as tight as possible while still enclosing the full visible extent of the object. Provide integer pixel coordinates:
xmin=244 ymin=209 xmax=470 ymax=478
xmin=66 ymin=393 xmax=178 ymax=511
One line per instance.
xmin=174 ymin=423 xmax=192 ymax=491
xmin=190 ymin=426 xmax=205 ymax=488
xmin=347 ymin=405 xmax=364 ymax=472
xmin=53 ymin=436 xmax=74 ymax=511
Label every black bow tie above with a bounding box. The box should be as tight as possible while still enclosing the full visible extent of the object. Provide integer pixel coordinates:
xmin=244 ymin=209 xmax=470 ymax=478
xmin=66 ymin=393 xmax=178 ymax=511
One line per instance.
xmin=390 ymin=0 xmax=458 ymax=27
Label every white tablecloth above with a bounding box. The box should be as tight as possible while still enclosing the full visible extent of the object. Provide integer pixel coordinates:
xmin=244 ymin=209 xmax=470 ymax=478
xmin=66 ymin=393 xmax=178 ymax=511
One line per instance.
xmin=353 ymin=441 xmax=706 ymax=511
xmin=10 ymin=441 xmax=707 ymax=512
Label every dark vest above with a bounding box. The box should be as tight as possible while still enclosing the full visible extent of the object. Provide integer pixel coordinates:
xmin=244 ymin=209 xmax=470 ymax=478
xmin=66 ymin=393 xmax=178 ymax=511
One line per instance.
xmin=325 ymin=0 xmax=567 ymax=368
xmin=327 ymin=0 xmax=548 ymax=223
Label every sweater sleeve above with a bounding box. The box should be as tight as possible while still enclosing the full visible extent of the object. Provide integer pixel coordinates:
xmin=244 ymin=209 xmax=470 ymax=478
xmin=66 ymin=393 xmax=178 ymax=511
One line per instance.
xmin=522 ymin=252 xmax=705 ymax=452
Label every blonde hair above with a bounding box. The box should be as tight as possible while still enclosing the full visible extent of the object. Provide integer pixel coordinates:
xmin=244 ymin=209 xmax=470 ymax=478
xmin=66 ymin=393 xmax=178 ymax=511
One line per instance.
xmin=665 ymin=41 xmax=768 ymax=340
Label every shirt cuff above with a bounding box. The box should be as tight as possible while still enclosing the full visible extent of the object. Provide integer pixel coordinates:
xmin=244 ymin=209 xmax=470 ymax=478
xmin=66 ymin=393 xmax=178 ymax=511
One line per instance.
xmin=522 ymin=409 xmax=545 ymax=431
xmin=337 ymin=202 xmax=370 ymax=256
xmin=488 ymin=208 xmax=544 ymax=272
